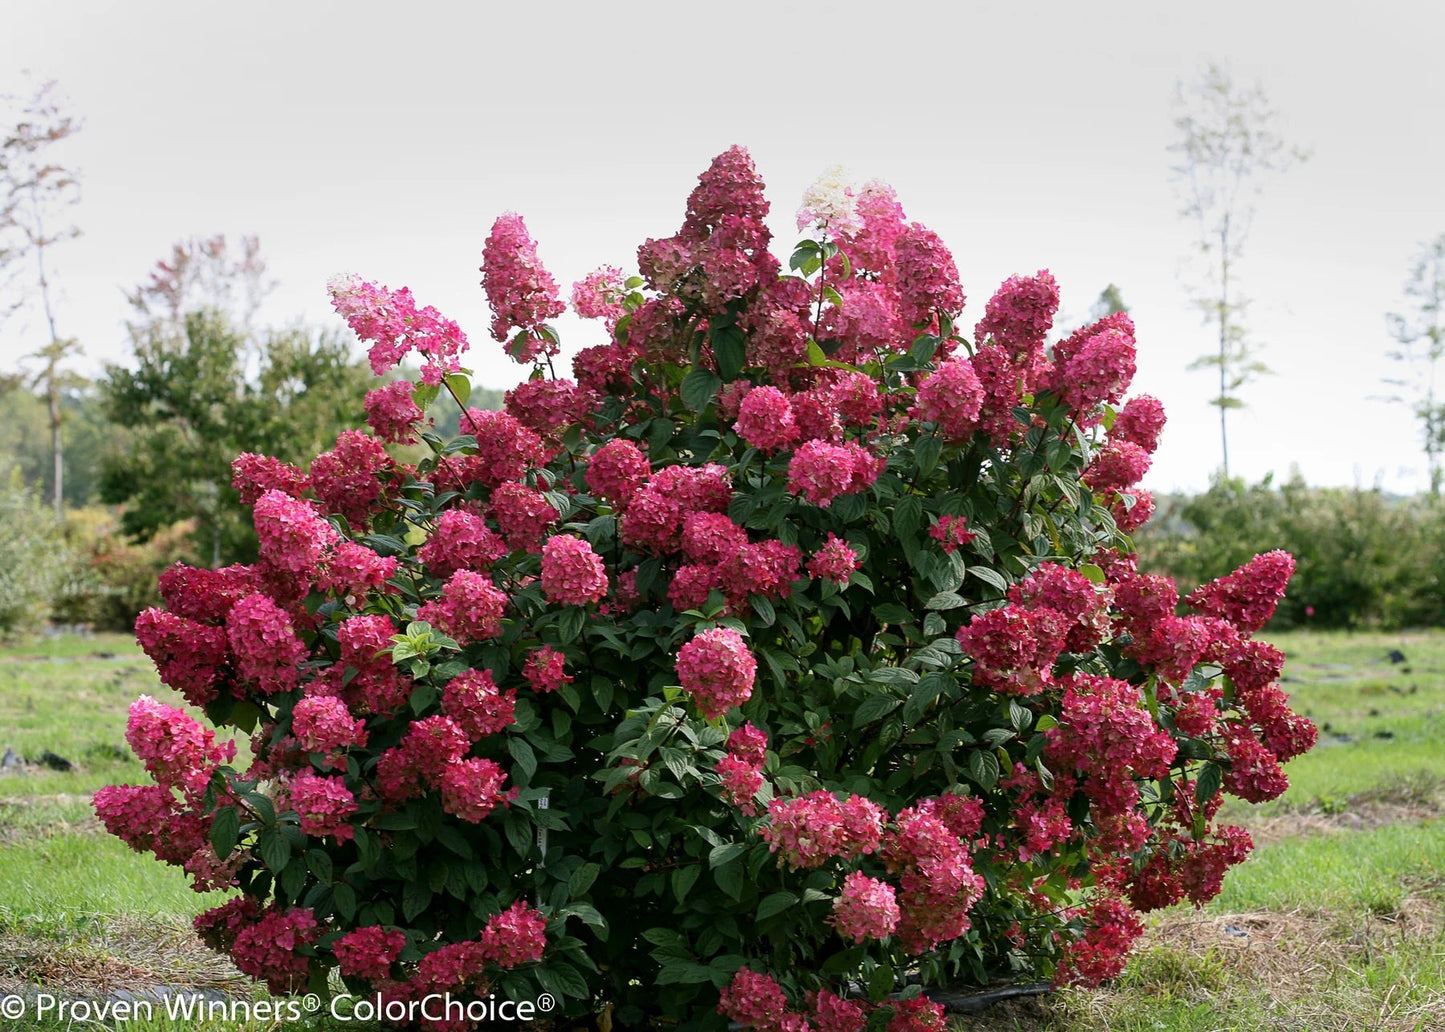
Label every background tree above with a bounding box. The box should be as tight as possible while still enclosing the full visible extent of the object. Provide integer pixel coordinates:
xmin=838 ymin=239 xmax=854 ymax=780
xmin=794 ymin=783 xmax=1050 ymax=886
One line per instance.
xmin=1 ymin=78 xmax=83 ymax=517
xmin=100 ymin=238 xmax=373 ymax=566
xmin=1383 ymin=234 xmax=1445 ymax=496
xmin=1170 ymin=64 xmax=1304 ymax=477
xmin=1090 ymin=283 xmax=1129 ymax=321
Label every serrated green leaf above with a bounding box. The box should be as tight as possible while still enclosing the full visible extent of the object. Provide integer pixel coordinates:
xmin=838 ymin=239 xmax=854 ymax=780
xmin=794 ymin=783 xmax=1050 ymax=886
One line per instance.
xmin=681 ymin=368 xmax=722 ymax=413
xmin=210 ymin=805 xmax=239 ymax=857
xmin=968 ymin=566 xmax=1010 ymax=594
xmin=709 ymin=843 xmax=746 ymax=869
xmin=853 ymin=694 xmax=901 ymax=728
xmin=968 ymin=749 xmax=1000 ymax=791
xmin=755 ymin=891 xmax=797 ymax=921
xmin=258 ymin=826 xmax=290 ymax=873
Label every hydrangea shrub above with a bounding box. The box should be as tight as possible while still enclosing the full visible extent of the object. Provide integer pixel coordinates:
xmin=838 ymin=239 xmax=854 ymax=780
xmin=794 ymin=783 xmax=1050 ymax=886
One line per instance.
xmin=97 ymin=147 xmax=1315 ymax=1031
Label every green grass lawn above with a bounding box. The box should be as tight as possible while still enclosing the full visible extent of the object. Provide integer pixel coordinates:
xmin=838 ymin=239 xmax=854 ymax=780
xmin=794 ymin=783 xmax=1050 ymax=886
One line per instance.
xmin=0 ymin=628 xmax=1442 ymax=1030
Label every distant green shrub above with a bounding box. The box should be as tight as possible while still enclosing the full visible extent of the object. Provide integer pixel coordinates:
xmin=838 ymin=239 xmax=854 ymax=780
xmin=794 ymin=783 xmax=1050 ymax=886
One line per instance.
xmin=0 ymin=474 xmax=72 ymax=634
xmin=1138 ymin=476 xmax=1441 ymax=629
xmin=52 ymin=509 xmax=197 ymax=630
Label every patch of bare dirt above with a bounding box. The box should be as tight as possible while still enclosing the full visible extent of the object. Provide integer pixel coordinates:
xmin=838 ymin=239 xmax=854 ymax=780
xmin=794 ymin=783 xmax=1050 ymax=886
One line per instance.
xmin=1247 ymin=798 xmax=1442 ymax=848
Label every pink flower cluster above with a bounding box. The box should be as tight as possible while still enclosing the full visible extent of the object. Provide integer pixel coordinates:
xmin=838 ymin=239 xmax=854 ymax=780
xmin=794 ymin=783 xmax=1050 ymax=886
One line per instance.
xmin=929 ymin=515 xmax=975 ymax=554
xmin=788 ymin=440 xmax=881 ymax=507
xmin=287 ymin=768 xmax=357 ymax=840
xmin=760 ymin=791 xmax=884 ymax=869
xmin=1110 ymin=394 xmax=1166 ymax=453
xmin=882 ymin=804 xmax=986 ymax=953
xmin=1186 ymin=550 xmax=1296 ymax=633
xmin=717 ymin=754 xmax=766 ymax=815
xmin=253 ymin=489 xmax=338 ymax=576
xmin=975 ymin=270 xmax=1059 ymax=356
xmin=320 ymin=541 xmax=398 ymax=599
xmin=1047 ymin=674 xmax=1177 ymax=812
xmin=586 ymin=439 xmax=651 ymax=508
xmin=134 ymin=608 xmax=229 ymax=707
xmin=540 ymin=534 xmax=609 ymax=605
xmin=309 ymin=430 xmax=397 ymax=531
xmin=621 ymin=463 xmax=732 ymax=553
xmin=442 ymin=669 xmax=516 ymax=739
xmin=488 ymin=483 xmax=557 ymax=553
xmin=231 ymin=453 xmax=307 ymax=507
xmin=440 ymin=757 xmax=512 ymax=822
xmin=523 ymin=646 xmax=572 ymax=693
xmin=329 ymin=274 xmax=468 ymax=384
xmin=227 ymin=592 xmax=307 ymax=695
xmin=419 ymin=509 xmax=508 ymax=577
xmin=571 ymin=265 xmax=628 ymax=329
xmin=230 ymin=906 xmax=321 ymax=994
xmin=505 ymin=377 xmax=597 ymax=438
xmin=364 ymin=380 xmax=426 ymax=443
xmin=291 ymin=695 xmax=368 ymax=757
xmin=334 ymin=925 xmax=407 ymax=982
xmin=806 ymin=534 xmax=860 ymax=585
xmin=481 ymin=213 xmax=566 ymax=359
xmin=416 ymin=570 xmax=508 ymax=645
xmin=831 ymin=871 xmax=900 ymax=942
xmin=1049 ymin=315 xmax=1137 ymax=417
xmin=955 ymin=604 xmax=1069 ymax=695
xmin=1008 ymin=562 xmax=1109 ymax=652
xmin=735 ymin=387 xmax=799 ymax=452
xmin=676 ymin=627 xmax=757 ymax=719
xmin=912 ymin=359 xmax=985 ymax=442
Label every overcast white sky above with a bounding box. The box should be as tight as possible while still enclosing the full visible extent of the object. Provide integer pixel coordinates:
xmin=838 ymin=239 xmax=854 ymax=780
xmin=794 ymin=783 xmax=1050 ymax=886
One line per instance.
xmin=2 ymin=0 xmax=1442 ymax=494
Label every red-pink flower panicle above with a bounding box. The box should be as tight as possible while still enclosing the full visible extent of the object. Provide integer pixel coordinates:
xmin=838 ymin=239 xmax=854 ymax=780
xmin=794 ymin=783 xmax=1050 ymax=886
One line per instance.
xmin=832 ymin=872 xmax=900 ymax=943
xmin=482 ymin=212 xmax=566 ymax=360
xmin=676 ymin=626 xmax=757 ymax=719
xmin=540 ymin=534 xmax=609 ymax=605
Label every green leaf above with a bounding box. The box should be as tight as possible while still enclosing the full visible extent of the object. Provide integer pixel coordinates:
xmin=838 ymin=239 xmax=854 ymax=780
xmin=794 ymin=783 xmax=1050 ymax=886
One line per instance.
xmin=714 ymin=861 xmax=745 ymax=900
xmin=968 ymin=566 xmax=1010 ymax=594
xmin=304 ymin=849 xmax=333 ymax=884
xmin=925 ymin=591 xmax=966 ymax=610
xmin=968 ymin=749 xmax=1001 ymax=791
xmin=569 ymin=861 xmax=601 ymax=898
xmin=915 ymin=434 xmax=943 ymax=476
xmin=681 ymin=368 xmax=722 ymax=413
xmin=403 ymin=881 xmax=433 ymax=922
xmin=333 ymin=882 xmax=357 ymax=920
xmin=508 ymin=736 xmax=538 ymax=783
xmin=258 ymin=826 xmax=291 ymax=873
xmin=209 ymin=805 xmax=239 ymax=857
xmin=671 ymin=864 xmax=702 ymax=904
xmin=411 ymin=381 xmax=441 ymax=411
xmin=853 ymin=694 xmax=901 ymax=728
xmin=1195 ymin=762 xmax=1224 ymax=806
xmin=873 ymin=603 xmax=913 ymax=625
xmin=558 ymin=606 xmax=586 ymax=644
xmin=709 ymin=843 xmax=746 ymax=869
xmin=869 ymin=666 xmax=919 ymax=687
xmin=712 ymin=326 xmax=747 ymax=382
xmin=755 ymin=891 xmax=797 ymax=921
xmin=444 ymin=372 xmax=471 ymax=407
xmin=544 ymin=961 xmax=591 ymax=1000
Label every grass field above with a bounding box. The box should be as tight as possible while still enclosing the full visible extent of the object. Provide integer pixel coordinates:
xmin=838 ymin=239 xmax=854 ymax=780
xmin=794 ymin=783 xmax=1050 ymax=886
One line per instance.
xmin=0 ymin=628 xmax=1440 ymax=1030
